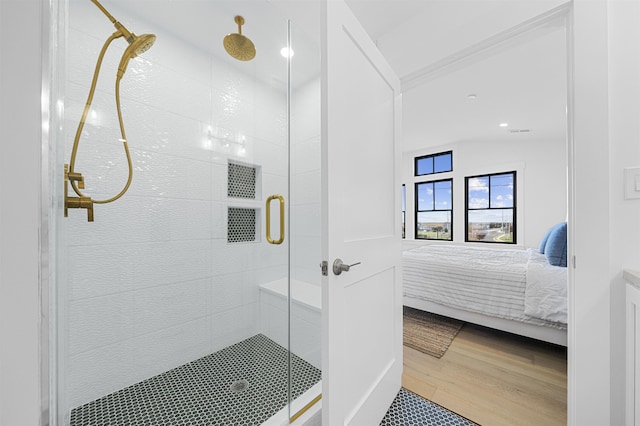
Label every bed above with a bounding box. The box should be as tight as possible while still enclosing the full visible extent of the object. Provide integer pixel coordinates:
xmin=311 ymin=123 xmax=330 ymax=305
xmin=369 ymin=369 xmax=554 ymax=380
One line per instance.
xmin=403 ymin=241 xmax=568 ymax=346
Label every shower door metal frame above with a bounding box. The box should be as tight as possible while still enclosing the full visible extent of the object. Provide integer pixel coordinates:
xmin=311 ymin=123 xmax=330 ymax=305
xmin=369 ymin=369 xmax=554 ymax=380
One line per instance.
xmin=41 ymin=0 xmax=62 ymax=424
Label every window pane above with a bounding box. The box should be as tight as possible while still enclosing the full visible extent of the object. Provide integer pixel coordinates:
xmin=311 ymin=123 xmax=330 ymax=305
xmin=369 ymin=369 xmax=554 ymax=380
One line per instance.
xmin=434 ymin=153 xmax=452 ymax=173
xmin=434 ymin=180 xmax=452 ymax=210
xmin=467 ymin=209 xmax=514 ymax=242
xmin=416 ymin=183 xmax=434 ymax=211
xmin=416 ymin=211 xmax=452 ymax=240
xmin=467 ymin=176 xmax=489 ymax=208
xmin=416 ymin=157 xmax=434 ymax=176
xmin=490 ymin=173 xmax=514 ymax=208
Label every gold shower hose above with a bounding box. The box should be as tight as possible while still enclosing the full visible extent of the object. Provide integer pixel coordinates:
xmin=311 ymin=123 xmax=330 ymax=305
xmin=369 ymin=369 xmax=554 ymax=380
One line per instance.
xmin=66 ymin=31 xmax=133 ymax=218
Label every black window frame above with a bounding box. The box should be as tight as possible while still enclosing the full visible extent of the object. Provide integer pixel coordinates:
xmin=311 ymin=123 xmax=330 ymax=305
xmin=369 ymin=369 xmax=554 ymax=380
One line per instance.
xmin=414 ymin=150 xmax=453 ymax=177
xmin=401 ymin=184 xmax=406 ymax=239
xmin=464 ymin=171 xmax=517 ymax=244
xmin=414 ymin=178 xmax=453 ymax=241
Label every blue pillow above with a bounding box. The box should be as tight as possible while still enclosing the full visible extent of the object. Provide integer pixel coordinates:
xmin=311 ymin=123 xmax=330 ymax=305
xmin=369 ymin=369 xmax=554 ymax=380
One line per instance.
xmin=545 ymin=222 xmax=567 ymax=267
xmin=538 ymin=225 xmax=556 ymax=254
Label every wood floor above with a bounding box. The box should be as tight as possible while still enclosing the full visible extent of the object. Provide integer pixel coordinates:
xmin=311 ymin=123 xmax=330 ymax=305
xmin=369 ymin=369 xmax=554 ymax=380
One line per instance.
xmin=402 ymin=323 xmax=567 ymax=426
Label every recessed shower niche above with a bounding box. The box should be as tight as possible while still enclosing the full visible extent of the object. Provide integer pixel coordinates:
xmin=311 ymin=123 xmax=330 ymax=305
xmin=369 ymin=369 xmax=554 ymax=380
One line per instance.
xmin=227 ymin=161 xmax=260 ymax=200
xmin=227 ymin=207 xmax=258 ymax=243
xmin=227 ymin=161 xmax=261 ymax=244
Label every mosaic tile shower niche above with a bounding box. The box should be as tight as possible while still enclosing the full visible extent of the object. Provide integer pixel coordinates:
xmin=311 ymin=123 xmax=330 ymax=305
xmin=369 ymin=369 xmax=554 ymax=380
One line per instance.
xmin=54 ymin=1 xmax=322 ymax=424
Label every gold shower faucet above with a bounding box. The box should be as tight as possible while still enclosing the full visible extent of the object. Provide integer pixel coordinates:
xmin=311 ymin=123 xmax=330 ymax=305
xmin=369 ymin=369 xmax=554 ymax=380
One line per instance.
xmin=64 ymin=164 xmax=94 ymax=222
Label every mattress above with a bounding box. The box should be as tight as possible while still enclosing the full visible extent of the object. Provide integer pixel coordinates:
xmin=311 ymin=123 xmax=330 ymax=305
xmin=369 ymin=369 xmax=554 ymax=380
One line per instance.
xmin=402 ymin=244 xmax=567 ymax=329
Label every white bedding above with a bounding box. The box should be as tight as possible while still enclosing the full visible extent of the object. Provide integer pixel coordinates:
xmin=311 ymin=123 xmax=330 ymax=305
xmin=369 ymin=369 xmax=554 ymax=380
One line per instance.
xmin=524 ymin=250 xmax=568 ymax=323
xmin=402 ymin=245 xmax=567 ymax=329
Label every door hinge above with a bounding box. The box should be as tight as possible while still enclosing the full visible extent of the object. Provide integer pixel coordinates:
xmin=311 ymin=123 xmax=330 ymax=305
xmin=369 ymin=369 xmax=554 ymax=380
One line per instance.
xmin=320 ymin=261 xmax=328 ymax=276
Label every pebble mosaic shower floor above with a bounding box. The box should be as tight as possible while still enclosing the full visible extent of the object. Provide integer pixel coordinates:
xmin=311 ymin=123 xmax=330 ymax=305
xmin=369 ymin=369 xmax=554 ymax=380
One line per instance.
xmin=69 ymin=334 xmax=321 ymax=426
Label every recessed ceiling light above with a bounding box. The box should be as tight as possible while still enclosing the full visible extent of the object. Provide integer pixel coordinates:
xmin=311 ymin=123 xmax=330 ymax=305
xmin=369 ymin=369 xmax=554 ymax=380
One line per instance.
xmin=280 ymin=47 xmax=294 ymax=58
xmin=499 ymin=123 xmax=509 ymax=127
xmin=467 ymin=94 xmax=477 ymax=101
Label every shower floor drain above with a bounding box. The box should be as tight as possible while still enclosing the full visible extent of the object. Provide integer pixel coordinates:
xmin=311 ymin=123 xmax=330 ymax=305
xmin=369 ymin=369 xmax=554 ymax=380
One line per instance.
xmin=230 ymin=379 xmax=250 ymax=393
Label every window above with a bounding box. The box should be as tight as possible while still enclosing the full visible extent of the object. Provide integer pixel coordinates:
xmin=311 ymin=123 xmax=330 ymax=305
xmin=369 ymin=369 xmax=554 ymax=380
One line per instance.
xmin=401 ymin=184 xmax=406 ymax=239
xmin=415 ymin=151 xmax=452 ymax=176
xmin=415 ymin=179 xmax=452 ymax=240
xmin=465 ymin=171 xmax=516 ymax=243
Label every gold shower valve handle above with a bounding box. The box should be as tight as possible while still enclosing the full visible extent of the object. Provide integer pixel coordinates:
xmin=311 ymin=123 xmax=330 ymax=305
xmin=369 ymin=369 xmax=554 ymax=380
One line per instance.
xmin=66 ymin=196 xmax=95 ymax=222
xmin=67 ymin=171 xmax=85 ymax=189
xmin=64 ymin=164 xmax=94 ymax=222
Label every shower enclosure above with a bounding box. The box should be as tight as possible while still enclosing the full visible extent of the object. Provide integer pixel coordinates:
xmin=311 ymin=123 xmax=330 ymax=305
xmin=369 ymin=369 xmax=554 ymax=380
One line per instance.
xmin=52 ymin=0 xmax=322 ymax=424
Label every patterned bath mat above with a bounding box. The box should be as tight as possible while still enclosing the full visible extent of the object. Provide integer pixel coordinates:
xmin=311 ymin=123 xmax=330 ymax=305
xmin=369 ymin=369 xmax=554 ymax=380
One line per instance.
xmin=381 ymin=388 xmax=477 ymax=425
xmin=403 ymin=306 xmax=464 ymax=358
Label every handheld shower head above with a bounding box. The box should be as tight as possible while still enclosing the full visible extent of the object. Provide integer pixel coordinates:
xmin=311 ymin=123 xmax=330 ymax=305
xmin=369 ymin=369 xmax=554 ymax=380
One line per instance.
xmin=66 ymin=0 xmax=157 ymax=221
xmin=90 ymin=0 xmax=156 ymax=77
xmin=118 ymin=33 xmax=156 ymax=77
xmin=130 ymin=33 xmax=156 ymax=56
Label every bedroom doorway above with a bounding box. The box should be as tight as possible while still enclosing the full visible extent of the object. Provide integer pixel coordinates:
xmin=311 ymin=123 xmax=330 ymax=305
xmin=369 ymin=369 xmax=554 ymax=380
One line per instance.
xmin=399 ymin=3 xmax=572 ymax=425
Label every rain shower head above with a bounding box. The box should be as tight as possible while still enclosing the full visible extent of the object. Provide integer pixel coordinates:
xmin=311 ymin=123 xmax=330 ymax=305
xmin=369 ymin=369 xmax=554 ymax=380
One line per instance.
xmin=224 ymin=16 xmax=256 ymax=61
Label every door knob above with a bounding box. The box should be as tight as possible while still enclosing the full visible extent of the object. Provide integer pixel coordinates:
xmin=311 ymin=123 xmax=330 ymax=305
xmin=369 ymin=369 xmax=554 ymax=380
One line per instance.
xmin=333 ymin=258 xmax=361 ymax=275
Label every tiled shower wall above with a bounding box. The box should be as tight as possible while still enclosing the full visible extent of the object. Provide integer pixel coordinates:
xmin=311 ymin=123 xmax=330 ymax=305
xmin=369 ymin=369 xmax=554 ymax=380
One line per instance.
xmin=59 ymin=1 xmax=318 ymax=416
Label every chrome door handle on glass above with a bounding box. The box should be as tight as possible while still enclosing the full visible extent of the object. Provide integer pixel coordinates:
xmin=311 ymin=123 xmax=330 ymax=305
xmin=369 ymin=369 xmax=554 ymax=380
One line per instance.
xmin=333 ymin=259 xmax=361 ymax=275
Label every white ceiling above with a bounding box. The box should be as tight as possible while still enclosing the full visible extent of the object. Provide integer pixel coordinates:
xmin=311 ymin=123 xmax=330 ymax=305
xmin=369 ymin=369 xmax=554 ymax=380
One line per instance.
xmin=100 ymin=0 xmax=569 ymax=152
xmin=345 ymin=0 xmax=569 ymax=152
xmin=344 ymin=0 xmax=434 ymax=42
xmin=400 ymin=19 xmax=567 ymax=151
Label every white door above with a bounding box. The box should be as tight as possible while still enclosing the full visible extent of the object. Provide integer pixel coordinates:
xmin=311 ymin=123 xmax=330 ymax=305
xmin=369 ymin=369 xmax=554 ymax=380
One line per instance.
xmin=321 ymin=1 xmax=403 ymax=425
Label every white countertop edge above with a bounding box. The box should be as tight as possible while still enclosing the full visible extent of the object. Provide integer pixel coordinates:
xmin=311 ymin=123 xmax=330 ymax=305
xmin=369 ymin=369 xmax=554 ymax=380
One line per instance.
xmin=623 ymin=269 xmax=640 ymax=287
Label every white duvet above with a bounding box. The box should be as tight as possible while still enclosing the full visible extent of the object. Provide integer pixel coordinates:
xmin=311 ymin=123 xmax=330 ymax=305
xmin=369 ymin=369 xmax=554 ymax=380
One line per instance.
xmin=403 ymin=245 xmax=567 ymax=326
xmin=524 ymin=250 xmax=568 ymax=324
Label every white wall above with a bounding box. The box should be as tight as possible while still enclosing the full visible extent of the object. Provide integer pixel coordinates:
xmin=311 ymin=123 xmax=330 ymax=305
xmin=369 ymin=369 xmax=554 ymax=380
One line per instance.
xmin=0 ymin=1 xmax=44 ymax=425
xmin=59 ymin=0 xmax=293 ymax=418
xmin=606 ymin=0 xmax=640 ymax=424
xmin=402 ymin=137 xmax=567 ymax=250
xmin=571 ymin=1 xmax=613 ymax=423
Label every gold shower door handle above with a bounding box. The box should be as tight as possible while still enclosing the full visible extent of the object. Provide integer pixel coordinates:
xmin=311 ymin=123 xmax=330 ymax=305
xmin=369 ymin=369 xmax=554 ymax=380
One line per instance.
xmin=266 ymin=195 xmax=285 ymax=245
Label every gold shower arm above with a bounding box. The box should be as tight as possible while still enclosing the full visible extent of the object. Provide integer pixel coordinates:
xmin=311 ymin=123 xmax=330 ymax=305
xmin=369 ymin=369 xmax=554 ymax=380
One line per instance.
xmin=90 ymin=0 xmax=117 ymax=23
xmin=91 ymin=0 xmax=136 ymax=42
xmin=235 ymin=16 xmax=244 ymax=35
